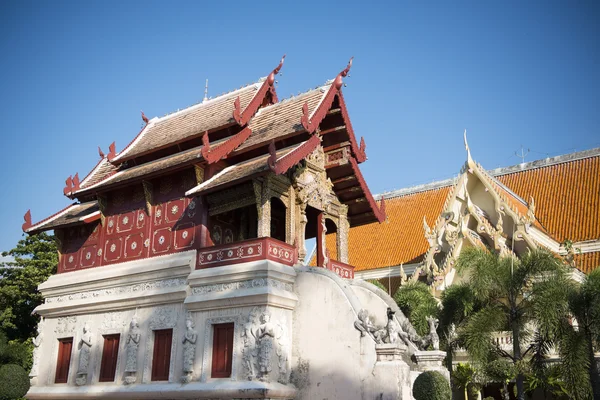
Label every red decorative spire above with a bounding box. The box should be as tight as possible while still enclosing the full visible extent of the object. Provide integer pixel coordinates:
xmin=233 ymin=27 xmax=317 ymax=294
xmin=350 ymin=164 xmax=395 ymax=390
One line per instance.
xmin=141 ymin=110 xmax=149 ymax=124
xmin=201 ymin=127 xmax=253 ymax=164
xmin=360 ymin=137 xmax=366 ymax=155
xmin=72 ymin=173 xmax=80 ymax=191
xmin=98 ymin=146 xmax=105 ymax=159
xmin=333 ymin=57 xmax=353 ymax=90
xmin=267 ymin=140 xmax=277 ymax=172
xmin=301 ymin=57 xmax=353 ymax=133
xmin=63 ymin=175 xmax=73 ymax=196
xmin=201 ymin=131 xmax=211 ymax=160
xmin=107 ymin=142 xmax=116 ymax=161
xmin=22 ymin=210 xmax=32 ymax=232
xmin=268 ymin=134 xmax=322 ymax=175
xmin=233 ymin=55 xmax=285 ymax=126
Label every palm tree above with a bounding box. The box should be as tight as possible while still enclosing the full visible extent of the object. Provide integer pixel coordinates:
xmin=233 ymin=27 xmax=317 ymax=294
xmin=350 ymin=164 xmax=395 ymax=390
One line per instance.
xmin=394 ymin=281 xmax=439 ymax=337
xmin=439 ymin=283 xmax=482 ymax=393
xmin=455 ymin=247 xmax=570 ymax=400
xmin=546 ymin=267 xmax=600 ymax=399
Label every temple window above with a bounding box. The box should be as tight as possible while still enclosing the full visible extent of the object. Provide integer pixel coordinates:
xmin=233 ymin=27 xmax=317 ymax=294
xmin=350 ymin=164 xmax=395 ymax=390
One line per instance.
xmin=54 ymin=337 xmax=73 ymax=383
xmin=208 ymin=205 xmax=257 ymax=245
xmin=270 ymin=197 xmax=287 ymax=243
xmin=99 ymin=334 xmax=120 ymax=382
xmin=151 ymin=329 xmax=173 ymax=381
xmin=211 ymin=323 xmax=234 ymax=378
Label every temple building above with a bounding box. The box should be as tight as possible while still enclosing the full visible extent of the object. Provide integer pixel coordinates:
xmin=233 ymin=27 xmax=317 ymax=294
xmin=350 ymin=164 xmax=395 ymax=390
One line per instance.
xmin=22 ymin=57 xmax=440 ymax=400
xmin=344 ymin=142 xmax=599 ymax=295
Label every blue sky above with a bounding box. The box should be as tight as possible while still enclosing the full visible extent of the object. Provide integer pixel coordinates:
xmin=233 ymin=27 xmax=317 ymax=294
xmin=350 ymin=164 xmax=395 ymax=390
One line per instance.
xmin=0 ymin=0 xmax=598 ymax=252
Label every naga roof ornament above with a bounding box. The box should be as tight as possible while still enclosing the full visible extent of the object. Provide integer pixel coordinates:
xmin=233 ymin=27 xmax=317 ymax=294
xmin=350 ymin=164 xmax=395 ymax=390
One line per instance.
xmin=141 ymin=111 xmax=149 ymax=125
xmin=22 ymin=209 xmax=32 ymax=232
xmin=301 ymin=57 xmax=353 ymax=133
xmin=233 ymin=55 xmax=285 ymax=126
xmin=107 ymin=142 xmax=116 ymax=162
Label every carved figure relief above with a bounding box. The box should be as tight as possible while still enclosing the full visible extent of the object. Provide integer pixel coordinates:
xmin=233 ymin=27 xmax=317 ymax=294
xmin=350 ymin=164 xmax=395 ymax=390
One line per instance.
xmin=30 ymin=319 xmax=44 ymax=377
xmin=242 ymin=308 xmax=260 ymax=380
xmin=241 ymin=308 xmax=289 ymax=384
xmin=256 ymin=312 xmax=276 ymax=382
xmin=124 ymin=315 xmax=141 ymax=384
xmin=75 ymin=322 xmax=92 ymax=386
xmin=181 ymin=314 xmax=198 ymax=383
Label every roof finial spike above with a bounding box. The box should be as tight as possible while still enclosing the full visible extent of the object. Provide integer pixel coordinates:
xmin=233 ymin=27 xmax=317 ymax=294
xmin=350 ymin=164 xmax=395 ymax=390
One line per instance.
xmin=203 ymin=79 xmax=209 ymax=103
xmin=463 ymin=129 xmax=472 ymax=162
xmin=141 ymin=111 xmax=149 ymax=125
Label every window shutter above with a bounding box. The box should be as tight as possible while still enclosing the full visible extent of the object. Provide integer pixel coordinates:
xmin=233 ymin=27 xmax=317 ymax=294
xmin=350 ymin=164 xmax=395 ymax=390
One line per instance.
xmin=151 ymin=329 xmax=173 ymax=381
xmin=99 ymin=334 xmax=120 ymax=382
xmin=55 ymin=338 xmax=73 ymax=383
xmin=211 ymin=323 xmax=234 ymax=378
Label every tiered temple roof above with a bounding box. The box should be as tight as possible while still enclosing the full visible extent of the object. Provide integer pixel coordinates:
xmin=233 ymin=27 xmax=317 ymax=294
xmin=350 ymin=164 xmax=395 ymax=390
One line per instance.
xmin=23 ymin=56 xmax=385 ymax=243
xmin=331 ymin=147 xmax=600 ymax=275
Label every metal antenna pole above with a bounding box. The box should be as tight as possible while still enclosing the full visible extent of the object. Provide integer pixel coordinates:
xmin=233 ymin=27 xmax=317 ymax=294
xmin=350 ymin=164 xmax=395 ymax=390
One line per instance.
xmin=515 ymin=146 xmax=530 ymax=163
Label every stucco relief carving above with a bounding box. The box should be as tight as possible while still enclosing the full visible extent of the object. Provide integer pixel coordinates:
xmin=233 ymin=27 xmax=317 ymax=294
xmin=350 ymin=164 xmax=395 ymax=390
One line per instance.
xmin=54 ymin=316 xmax=77 ymax=336
xmin=357 ymin=308 xmax=425 ymax=350
xmin=421 ymin=316 xmax=440 ymax=351
xmin=100 ymin=312 xmax=126 ymax=333
xmin=241 ymin=308 xmax=289 ymax=384
xmin=30 ymin=318 xmax=44 ymax=377
xmin=45 ymin=278 xmax=187 ymax=304
xmin=192 ymin=278 xmax=293 ymax=296
xmin=181 ymin=313 xmax=198 ymax=383
xmin=149 ymin=306 xmax=178 ymax=330
xmin=124 ymin=315 xmax=141 ymax=385
xmin=75 ymin=322 xmax=93 ymax=386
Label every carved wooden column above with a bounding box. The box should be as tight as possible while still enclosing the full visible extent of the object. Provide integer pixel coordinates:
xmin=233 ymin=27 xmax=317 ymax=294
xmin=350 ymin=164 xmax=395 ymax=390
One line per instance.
xmin=286 ymin=186 xmax=295 ymax=245
xmin=338 ymin=211 xmax=349 ymax=264
xmin=297 ymin=202 xmax=308 ymax=262
xmin=254 ymin=179 xmax=271 ymax=238
xmin=316 ymin=212 xmax=328 ymax=268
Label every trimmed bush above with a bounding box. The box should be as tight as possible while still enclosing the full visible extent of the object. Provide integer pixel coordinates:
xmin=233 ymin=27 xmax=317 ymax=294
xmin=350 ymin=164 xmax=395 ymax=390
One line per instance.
xmin=413 ymin=370 xmax=451 ymax=400
xmin=0 ymin=363 xmax=30 ymax=400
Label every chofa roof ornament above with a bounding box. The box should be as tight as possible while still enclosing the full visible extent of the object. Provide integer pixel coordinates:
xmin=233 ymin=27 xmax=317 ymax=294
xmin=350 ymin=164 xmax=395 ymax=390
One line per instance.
xmin=233 ymin=55 xmax=286 ymax=126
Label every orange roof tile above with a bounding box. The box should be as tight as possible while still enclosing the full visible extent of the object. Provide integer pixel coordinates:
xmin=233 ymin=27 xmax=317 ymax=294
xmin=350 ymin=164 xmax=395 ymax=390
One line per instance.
xmin=496 ymin=155 xmax=600 ymax=243
xmin=346 ymin=186 xmax=451 ymax=271
xmin=573 ymin=252 xmax=600 ymax=274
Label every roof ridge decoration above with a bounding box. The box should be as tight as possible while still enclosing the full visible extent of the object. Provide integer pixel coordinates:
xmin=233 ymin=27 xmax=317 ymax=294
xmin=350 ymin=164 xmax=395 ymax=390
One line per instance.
xmin=267 ymin=134 xmax=322 ymax=175
xmin=63 ymin=173 xmax=80 ymax=198
xmin=300 ymin=57 xmax=353 ymax=133
xmin=299 ymin=58 xmax=367 ymax=163
xmin=201 ymin=126 xmax=253 ymax=164
xmin=22 ymin=209 xmax=32 ymax=232
xmin=22 ymin=202 xmax=79 ymax=233
xmin=141 ymin=111 xmax=149 ymax=125
xmin=233 ymin=55 xmax=285 ymax=126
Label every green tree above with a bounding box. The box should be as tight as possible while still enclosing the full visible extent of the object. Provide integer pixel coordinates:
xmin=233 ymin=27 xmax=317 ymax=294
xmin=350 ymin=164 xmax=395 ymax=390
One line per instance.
xmin=456 ymin=247 xmax=570 ymax=400
xmin=546 ymin=267 xmax=600 ymax=399
xmin=394 ymin=281 xmax=439 ymax=336
xmin=439 ymin=283 xmax=482 ymax=380
xmin=0 ymin=233 xmax=57 ymax=341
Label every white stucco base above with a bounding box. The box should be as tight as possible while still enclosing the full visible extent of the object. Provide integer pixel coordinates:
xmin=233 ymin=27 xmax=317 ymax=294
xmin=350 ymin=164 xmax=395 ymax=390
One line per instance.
xmin=27 ymin=253 xmax=440 ymax=400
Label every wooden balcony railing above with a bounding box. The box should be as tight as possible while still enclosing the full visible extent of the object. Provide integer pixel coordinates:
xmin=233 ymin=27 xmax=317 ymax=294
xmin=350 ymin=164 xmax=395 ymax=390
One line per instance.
xmin=327 ymin=259 xmax=355 ymax=279
xmin=196 ymin=237 xmax=298 ymax=269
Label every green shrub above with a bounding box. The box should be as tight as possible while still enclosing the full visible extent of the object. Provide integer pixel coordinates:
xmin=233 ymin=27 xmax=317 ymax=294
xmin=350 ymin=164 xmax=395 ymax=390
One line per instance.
xmin=413 ymin=370 xmax=451 ymax=400
xmin=0 ymin=363 xmax=30 ymax=400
